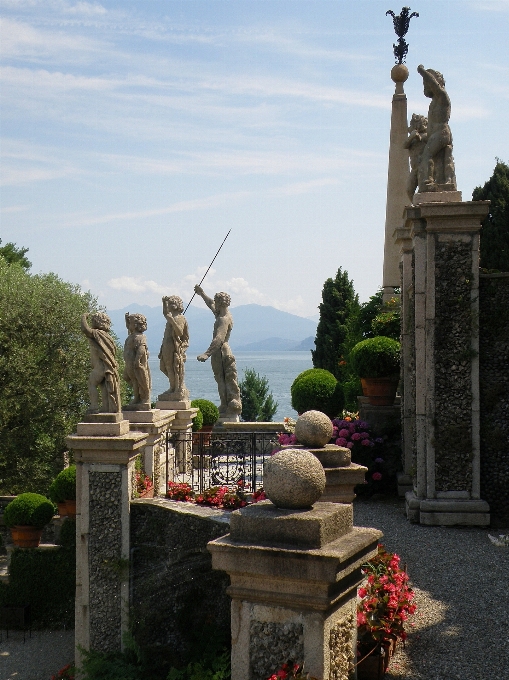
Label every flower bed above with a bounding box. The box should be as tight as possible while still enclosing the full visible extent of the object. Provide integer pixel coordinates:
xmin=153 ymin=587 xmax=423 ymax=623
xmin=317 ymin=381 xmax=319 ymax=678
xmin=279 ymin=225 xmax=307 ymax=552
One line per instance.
xmin=167 ymin=480 xmax=267 ymax=510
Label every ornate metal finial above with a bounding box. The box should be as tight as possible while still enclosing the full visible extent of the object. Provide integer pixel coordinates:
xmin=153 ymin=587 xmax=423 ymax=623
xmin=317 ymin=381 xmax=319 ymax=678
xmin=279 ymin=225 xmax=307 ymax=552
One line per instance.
xmin=386 ymin=7 xmax=419 ymax=64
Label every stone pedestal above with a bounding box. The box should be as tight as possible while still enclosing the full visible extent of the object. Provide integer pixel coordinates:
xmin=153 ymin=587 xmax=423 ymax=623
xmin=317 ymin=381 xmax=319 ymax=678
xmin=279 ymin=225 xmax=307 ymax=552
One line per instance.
xmin=161 ymin=407 xmax=198 ymax=475
xmin=208 ymin=501 xmax=381 ymax=680
xmin=122 ymin=409 xmax=176 ymax=495
xmin=66 ymin=422 xmax=148 ymax=664
xmin=401 ymin=199 xmax=491 ymax=526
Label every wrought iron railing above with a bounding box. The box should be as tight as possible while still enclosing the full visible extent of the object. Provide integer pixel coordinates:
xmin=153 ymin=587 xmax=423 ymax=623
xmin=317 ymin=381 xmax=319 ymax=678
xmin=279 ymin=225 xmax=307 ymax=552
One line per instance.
xmin=165 ymin=430 xmax=279 ymax=494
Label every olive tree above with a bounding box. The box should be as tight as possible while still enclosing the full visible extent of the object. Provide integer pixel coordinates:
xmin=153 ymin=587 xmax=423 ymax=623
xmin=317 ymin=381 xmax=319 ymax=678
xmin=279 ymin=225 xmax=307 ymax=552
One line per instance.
xmin=0 ymin=257 xmax=128 ymax=494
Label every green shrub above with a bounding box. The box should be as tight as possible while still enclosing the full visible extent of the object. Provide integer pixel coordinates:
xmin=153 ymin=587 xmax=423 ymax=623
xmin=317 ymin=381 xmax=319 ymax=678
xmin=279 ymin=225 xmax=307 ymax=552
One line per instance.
xmin=4 ymin=493 xmax=55 ymax=529
xmin=52 ymin=465 xmax=76 ymax=501
xmin=59 ymin=517 xmax=76 ymax=548
xmin=49 ymin=478 xmax=65 ymax=504
xmin=0 ymin=543 xmax=75 ymax=627
xmin=239 ymin=368 xmax=278 ymax=422
xmin=290 ymin=368 xmax=343 ymax=419
xmin=190 ymin=400 xmax=219 ymax=427
xmin=191 ymin=409 xmax=204 ymax=433
xmin=350 ymin=337 xmax=401 ymax=378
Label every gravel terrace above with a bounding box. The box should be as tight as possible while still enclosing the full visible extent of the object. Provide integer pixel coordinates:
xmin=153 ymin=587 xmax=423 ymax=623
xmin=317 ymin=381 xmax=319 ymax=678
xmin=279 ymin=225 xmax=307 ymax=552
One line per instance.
xmin=0 ymin=497 xmax=507 ymax=679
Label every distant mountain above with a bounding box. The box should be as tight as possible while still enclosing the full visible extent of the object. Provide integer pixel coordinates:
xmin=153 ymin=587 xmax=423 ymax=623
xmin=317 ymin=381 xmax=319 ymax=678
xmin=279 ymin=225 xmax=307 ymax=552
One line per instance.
xmin=106 ymin=303 xmax=317 ymax=355
xmin=236 ymin=335 xmax=315 ymax=351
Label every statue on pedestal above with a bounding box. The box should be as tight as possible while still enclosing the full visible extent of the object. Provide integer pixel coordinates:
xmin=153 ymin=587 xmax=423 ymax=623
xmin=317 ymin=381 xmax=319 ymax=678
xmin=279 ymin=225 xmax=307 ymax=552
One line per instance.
xmin=81 ymin=312 xmax=121 ymax=413
xmin=404 ymin=113 xmax=428 ymax=201
xmin=417 ymin=64 xmax=457 ymax=193
xmin=123 ymin=313 xmax=151 ymax=409
xmin=158 ymin=296 xmax=190 ymax=402
xmin=194 ymin=285 xmax=242 ymax=420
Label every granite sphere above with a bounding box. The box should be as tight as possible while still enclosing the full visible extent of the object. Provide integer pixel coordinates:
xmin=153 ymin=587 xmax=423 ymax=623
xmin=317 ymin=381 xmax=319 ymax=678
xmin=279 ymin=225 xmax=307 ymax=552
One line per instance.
xmin=295 ymin=410 xmax=333 ymax=448
xmin=264 ymin=448 xmax=326 ymax=509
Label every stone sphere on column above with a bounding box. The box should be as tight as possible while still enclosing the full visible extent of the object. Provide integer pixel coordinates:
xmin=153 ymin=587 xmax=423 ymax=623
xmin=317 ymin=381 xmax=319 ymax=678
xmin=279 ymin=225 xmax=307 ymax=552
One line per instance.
xmin=295 ymin=410 xmax=333 ymax=448
xmin=391 ymin=63 xmax=409 ymax=83
xmin=263 ymin=449 xmax=326 ymax=509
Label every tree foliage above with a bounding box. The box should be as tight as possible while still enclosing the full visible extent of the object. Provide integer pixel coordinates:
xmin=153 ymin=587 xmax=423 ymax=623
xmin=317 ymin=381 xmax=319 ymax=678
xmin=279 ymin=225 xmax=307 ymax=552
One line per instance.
xmin=0 ymin=257 xmax=128 ymax=494
xmin=312 ymin=268 xmax=359 ymax=381
xmin=473 ymin=160 xmax=509 ymax=272
xmin=0 ymin=238 xmax=31 ymax=270
xmin=239 ymin=368 xmax=278 ymax=422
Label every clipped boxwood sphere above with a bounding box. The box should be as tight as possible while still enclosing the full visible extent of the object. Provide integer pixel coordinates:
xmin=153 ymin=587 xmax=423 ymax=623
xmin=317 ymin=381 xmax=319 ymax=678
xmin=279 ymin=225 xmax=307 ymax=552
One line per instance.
xmin=191 ymin=399 xmax=220 ymax=427
xmin=291 ymin=368 xmax=343 ymax=419
xmin=4 ymin=493 xmax=55 ymax=529
xmin=350 ymin=336 xmax=401 ymax=378
xmin=52 ymin=465 xmax=77 ymax=501
xmin=191 ymin=408 xmax=204 ymax=432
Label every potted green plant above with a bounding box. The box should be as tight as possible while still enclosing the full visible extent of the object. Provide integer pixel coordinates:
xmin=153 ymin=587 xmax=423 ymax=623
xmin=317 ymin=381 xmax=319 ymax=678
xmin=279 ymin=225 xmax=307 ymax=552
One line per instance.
xmin=49 ymin=478 xmax=67 ymax=518
xmin=350 ymin=337 xmax=400 ymax=406
xmin=290 ymin=369 xmax=343 ymax=418
xmin=52 ymin=466 xmax=77 ymax=518
xmin=4 ymin=493 xmax=56 ymax=548
xmin=191 ymin=399 xmax=220 ymax=444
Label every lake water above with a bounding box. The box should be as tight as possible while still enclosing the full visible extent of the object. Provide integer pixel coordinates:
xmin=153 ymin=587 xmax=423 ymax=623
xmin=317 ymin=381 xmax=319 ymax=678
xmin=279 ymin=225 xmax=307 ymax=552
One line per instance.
xmin=150 ymin=351 xmax=313 ymax=421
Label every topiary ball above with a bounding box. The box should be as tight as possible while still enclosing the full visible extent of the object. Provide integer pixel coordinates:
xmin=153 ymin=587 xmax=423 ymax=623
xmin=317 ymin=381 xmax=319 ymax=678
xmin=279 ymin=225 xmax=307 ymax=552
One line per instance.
xmin=350 ymin=336 xmax=401 ymax=378
xmin=191 ymin=399 xmax=220 ymax=426
xmin=4 ymin=493 xmax=55 ymax=529
xmin=191 ymin=408 xmax=204 ymax=432
xmin=295 ymin=410 xmax=333 ymax=448
xmin=59 ymin=517 xmax=76 ymax=548
xmin=290 ymin=368 xmax=343 ymax=419
xmin=52 ymin=466 xmax=77 ymax=501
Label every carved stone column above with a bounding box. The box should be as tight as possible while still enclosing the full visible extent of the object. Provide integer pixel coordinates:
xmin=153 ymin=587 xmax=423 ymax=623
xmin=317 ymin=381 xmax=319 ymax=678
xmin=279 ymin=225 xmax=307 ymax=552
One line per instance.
xmin=404 ymin=199 xmax=491 ymax=525
xmin=67 ymin=415 xmax=148 ymax=665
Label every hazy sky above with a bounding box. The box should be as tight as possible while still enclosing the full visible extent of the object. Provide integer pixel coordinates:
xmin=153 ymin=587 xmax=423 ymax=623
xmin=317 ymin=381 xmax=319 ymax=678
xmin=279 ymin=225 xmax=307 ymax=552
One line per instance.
xmin=1 ymin=0 xmax=508 ymax=318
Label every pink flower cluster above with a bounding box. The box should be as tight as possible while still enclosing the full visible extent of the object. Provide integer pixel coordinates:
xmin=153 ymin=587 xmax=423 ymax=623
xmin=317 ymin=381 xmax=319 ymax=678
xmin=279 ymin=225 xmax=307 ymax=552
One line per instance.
xmin=167 ymin=481 xmax=249 ymax=509
xmin=357 ymin=544 xmax=416 ymax=649
xmin=332 ymin=419 xmax=375 ymax=450
xmin=277 ymin=432 xmax=297 ymax=446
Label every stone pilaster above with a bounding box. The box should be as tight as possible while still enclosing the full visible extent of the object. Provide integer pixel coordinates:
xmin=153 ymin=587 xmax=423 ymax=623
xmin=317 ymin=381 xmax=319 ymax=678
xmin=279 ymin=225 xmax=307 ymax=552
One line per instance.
xmin=404 ymin=199 xmax=491 ymax=525
xmin=66 ymin=421 xmax=148 ymax=665
xmin=122 ymin=409 xmax=176 ymax=495
xmin=208 ymin=503 xmax=381 ymax=680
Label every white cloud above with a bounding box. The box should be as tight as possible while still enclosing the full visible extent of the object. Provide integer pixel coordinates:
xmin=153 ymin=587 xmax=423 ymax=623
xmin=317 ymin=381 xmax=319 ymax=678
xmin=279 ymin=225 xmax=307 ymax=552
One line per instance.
xmin=0 ymin=18 xmax=101 ymax=58
xmin=107 ymin=277 xmax=170 ymax=296
xmin=64 ymin=1 xmax=106 ymax=15
xmin=0 ymin=204 xmax=28 ymax=213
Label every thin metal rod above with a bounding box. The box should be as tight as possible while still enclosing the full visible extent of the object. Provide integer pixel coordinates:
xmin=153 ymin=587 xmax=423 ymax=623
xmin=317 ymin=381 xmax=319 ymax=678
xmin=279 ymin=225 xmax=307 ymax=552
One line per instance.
xmin=184 ymin=229 xmax=231 ymax=313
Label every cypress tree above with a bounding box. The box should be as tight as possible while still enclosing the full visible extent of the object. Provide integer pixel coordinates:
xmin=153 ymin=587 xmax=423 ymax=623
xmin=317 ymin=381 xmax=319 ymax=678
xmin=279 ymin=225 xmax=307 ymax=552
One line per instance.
xmin=473 ymin=160 xmax=509 ymax=272
xmin=312 ymin=268 xmax=359 ymax=380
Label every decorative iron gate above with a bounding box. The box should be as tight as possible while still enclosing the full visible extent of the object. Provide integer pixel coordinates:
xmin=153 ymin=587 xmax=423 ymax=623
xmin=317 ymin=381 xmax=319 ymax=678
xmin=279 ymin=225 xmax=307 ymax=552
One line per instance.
xmin=165 ymin=430 xmax=278 ymax=494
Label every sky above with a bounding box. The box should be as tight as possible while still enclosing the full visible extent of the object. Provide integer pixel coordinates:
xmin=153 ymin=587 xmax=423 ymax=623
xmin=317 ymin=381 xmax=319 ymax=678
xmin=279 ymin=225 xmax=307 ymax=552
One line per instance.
xmin=1 ymin=0 xmax=508 ymax=319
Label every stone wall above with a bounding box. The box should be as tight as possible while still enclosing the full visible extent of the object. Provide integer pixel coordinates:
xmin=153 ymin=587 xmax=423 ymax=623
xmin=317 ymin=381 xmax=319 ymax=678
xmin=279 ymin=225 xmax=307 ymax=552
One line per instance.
xmin=130 ymin=498 xmax=231 ymax=670
xmin=479 ymin=273 xmax=509 ymax=525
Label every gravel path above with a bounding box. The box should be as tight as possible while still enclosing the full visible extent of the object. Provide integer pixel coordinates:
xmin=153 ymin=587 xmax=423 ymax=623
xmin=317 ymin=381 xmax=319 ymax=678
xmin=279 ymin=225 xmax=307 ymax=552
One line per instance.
xmin=0 ymin=497 xmax=507 ymax=679
xmin=0 ymin=630 xmax=74 ymax=680
xmin=354 ymin=497 xmax=509 ymax=680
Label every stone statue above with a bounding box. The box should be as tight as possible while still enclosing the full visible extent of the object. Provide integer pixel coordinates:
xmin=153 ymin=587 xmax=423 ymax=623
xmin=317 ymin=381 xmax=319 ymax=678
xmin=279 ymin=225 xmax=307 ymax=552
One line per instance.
xmin=123 ymin=313 xmax=151 ymax=409
xmin=194 ymin=285 xmax=242 ymax=420
xmin=417 ymin=64 xmax=457 ymax=193
xmin=158 ymin=295 xmax=190 ymax=402
xmin=81 ymin=312 xmax=122 ymax=413
xmin=404 ymin=113 xmax=428 ymax=201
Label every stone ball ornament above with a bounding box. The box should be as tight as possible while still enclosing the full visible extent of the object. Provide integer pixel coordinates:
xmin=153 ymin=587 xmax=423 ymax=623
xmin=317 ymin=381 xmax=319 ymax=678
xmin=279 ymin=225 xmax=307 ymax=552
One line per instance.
xmin=391 ymin=63 xmax=409 ymax=83
xmin=263 ymin=449 xmax=326 ymax=509
xmin=295 ymin=410 xmax=333 ymax=448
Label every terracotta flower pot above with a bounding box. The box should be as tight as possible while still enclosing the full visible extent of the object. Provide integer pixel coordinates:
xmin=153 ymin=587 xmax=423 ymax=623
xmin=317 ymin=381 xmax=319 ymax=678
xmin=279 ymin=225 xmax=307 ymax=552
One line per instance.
xmin=65 ymin=500 xmax=77 ymax=519
xmin=361 ymin=376 xmax=399 ymax=406
xmin=57 ymin=502 xmax=67 ymax=518
xmin=357 ymin=639 xmax=396 ymax=680
xmin=11 ymin=525 xmax=44 ymax=548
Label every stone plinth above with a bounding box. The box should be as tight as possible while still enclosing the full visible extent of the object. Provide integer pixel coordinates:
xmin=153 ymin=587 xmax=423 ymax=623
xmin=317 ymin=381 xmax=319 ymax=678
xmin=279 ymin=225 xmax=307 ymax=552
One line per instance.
xmin=123 ymin=409 xmax=176 ymax=495
xmin=208 ymin=502 xmax=381 ymax=680
xmin=164 ymin=408 xmax=198 ymax=475
xmin=402 ymin=199 xmax=491 ymax=526
xmin=67 ymin=425 xmax=148 ymax=666
xmin=291 ymin=444 xmax=368 ymax=504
